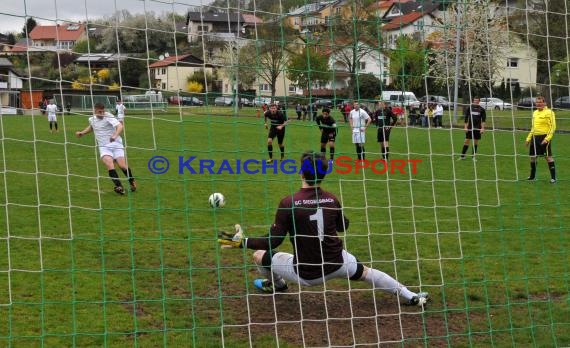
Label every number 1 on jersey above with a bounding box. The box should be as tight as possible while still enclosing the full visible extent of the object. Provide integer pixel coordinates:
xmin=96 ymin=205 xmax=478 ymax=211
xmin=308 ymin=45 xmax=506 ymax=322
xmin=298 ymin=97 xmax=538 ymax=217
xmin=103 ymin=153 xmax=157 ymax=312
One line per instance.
xmin=309 ymin=208 xmax=324 ymax=241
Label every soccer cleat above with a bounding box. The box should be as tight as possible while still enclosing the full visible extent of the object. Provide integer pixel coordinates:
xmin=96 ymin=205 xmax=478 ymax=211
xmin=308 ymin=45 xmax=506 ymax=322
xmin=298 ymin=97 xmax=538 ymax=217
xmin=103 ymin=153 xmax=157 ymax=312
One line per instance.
xmin=130 ymin=180 xmax=137 ymax=192
xmin=266 ymin=159 xmax=274 ymax=164
xmin=457 ymin=156 xmax=466 ymax=161
xmin=472 ymin=157 xmax=477 ymax=162
xmin=253 ymin=278 xmax=288 ymax=293
xmin=550 ymin=178 xmax=557 ymax=184
xmin=114 ymin=186 xmax=125 ymax=195
xmin=526 ymin=177 xmax=535 ymax=181
xmin=406 ymin=292 xmax=429 ymax=306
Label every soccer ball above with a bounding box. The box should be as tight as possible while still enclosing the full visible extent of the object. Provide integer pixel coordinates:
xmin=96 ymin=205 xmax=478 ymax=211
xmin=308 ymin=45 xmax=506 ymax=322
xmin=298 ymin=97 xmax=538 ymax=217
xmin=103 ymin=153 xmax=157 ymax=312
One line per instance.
xmin=208 ymin=193 xmax=225 ymax=208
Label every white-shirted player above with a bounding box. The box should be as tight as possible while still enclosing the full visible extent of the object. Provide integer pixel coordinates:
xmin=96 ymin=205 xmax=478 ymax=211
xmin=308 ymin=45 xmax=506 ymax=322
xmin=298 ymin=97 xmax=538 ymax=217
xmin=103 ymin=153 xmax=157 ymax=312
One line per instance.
xmin=46 ymin=100 xmax=59 ymax=133
xmin=348 ymin=101 xmax=372 ymax=160
xmin=115 ymin=99 xmax=126 ymax=123
xmin=75 ymin=102 xmax=137 ymax=195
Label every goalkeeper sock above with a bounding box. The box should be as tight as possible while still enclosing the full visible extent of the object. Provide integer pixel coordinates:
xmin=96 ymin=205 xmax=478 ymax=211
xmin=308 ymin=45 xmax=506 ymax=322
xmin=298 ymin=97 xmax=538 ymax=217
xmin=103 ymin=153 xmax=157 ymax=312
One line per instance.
xmin=473 ymin=145 xmax=478 ymax=155
xmin=108 ymin=169 xmax=122 ymax=187
xmin=256 ymin=266 xmax=286 ymax=287
xmin=381 ymin=146 xmax=386 ymax=159
xmin=267 ymin=144 xmax=273 ymax=159
xmin=280 ymin=146 xmax=285 ymax=160
xmin=321 ymin=146 xmax=326 ymax=155
xmin=122 ymin=168 xmax=134 ymax=183
xmin=329 ymin=147 xmax=335 ymax=160
xmin=461 ymin=144 xmax=468 ymax=156
xmin=362 ymin=268 xmax=416 ymax=301
xmin=385 ymin=146 xmax=390 ymax=160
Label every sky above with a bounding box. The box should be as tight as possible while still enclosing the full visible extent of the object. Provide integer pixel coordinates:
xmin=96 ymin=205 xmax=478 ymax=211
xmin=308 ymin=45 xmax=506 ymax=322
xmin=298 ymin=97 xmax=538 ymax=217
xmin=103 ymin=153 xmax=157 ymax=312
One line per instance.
xmin=0 ymin=0 xmax=207 ymax=33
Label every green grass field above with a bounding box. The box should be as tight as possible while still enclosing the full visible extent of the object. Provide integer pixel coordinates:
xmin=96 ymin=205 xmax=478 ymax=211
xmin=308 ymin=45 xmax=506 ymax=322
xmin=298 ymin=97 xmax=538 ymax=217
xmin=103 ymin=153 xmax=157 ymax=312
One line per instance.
xmin=0 ymin=105 xmax=568 ymax=347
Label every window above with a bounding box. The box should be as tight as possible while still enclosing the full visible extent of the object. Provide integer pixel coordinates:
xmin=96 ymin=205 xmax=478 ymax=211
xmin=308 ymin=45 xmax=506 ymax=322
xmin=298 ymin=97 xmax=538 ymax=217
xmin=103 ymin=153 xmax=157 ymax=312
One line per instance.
xmin=161 ymin=83 xmax=166 ymax=90
xmin=507 ymin=58 xmax=519 ymax=68
xmin=197 ymin=25 xmax=208 ymax=32
xmin=288 ymin=85 xmax=296 ymax=93
xmin=359 ymin=61 xmax=366 ymax=70
xmin=161 ymin=68 xmax=166 ymax=75
xmin=260 ymin=84 xmax=270 ymax=91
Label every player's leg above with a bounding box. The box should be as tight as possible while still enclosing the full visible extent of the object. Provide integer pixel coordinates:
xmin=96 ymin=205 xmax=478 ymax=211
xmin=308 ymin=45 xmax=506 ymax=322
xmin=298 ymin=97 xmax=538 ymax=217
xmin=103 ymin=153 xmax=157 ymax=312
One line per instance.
xmin=383 ymin=129 xmax=391 ymax=160
xmin=545 ymin=141 xmax=556 ymax=183
xmin=460 ymin=134 xmax=471 ymax=159
xmin=267 ymin=130 xmax=275 ymax=163
xmin=528 ymin=136 xmax=538 ymax=180
xmin=277 ymin=129 xmax=285 ymax=160
xmin=115 ymin=155 xmax=137 ymax=191
xmin=252 ymin=250 xmax=291 ymax=292
xmin=100 ymin=152 xmax=124 ymax=194
xmin=328 ymin=139 xmax=335 ymax=160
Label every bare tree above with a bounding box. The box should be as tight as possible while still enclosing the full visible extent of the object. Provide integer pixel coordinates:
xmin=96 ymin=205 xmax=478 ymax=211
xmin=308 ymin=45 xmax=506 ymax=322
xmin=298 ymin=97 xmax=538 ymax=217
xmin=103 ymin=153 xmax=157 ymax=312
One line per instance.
xmin=428 ymin=1 xmax=510 ymax=101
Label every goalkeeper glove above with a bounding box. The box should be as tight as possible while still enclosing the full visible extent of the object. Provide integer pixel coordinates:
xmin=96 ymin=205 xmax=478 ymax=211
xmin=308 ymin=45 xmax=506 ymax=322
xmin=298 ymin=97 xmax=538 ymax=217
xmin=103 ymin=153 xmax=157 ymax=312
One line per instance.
xmin=218 ymin=224 xmax=245 ymax=248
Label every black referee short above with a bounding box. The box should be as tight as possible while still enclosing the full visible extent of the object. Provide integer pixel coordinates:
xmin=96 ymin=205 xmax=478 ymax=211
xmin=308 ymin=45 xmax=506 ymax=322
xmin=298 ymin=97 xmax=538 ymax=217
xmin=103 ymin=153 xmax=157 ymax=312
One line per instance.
xmin=268 ymin=126 xmax=286 ymax=144
xmin=377 ymin=127 xmax=392 ymax=142
xmin=529 ymin=135 xmax=552 ymax=157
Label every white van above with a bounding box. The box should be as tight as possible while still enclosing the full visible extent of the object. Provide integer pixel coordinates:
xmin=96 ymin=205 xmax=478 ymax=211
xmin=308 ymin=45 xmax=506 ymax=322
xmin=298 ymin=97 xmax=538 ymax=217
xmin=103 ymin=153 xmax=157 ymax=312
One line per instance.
xmin=381 ymin=91 xmax=420 ymax=109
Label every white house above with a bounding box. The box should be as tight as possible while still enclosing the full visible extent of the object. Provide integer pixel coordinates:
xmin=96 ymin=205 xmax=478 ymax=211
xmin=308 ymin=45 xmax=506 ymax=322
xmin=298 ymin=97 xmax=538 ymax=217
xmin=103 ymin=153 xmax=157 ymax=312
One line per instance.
xmin=0 ymin=58 xmax=23 ymax=114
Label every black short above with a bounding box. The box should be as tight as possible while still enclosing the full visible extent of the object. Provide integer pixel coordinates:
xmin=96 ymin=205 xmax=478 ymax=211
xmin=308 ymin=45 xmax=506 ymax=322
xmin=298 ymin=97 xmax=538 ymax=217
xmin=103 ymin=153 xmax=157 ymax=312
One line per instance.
xmin=529 ymin=135 xmax=552 ymax=157
xmin=268 ymin=127 xmax=285 ymax=144
xmin=320 ymin=132 xmax=336 ymax=144
xmin=466 ymin=129 xmax=481 ymax=140
xmin=377 ymin=127 xmax=392 ymax=142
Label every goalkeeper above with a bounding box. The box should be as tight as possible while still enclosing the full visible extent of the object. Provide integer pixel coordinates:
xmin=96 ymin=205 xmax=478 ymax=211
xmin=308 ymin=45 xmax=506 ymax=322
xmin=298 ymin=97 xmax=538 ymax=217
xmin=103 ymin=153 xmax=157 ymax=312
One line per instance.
xmin=219 ymin=151 xmax=429 ymax=306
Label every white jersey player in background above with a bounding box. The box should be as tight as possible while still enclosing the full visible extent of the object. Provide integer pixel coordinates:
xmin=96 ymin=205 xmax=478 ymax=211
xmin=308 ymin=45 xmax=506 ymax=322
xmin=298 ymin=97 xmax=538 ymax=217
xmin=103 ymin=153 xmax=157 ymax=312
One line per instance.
xmin=75 ymin=102 xmax=137 ymax=195
xmin=46 ymin=100 xmax=59 ymax=133
xmin=115 ymin=99 xmax=126 ymax=123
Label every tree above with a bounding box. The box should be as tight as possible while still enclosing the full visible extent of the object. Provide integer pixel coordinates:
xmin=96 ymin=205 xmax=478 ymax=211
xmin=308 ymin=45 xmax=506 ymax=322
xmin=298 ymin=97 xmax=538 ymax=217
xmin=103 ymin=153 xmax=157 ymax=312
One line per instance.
xmin=428 ymin=1 xmax=510 ymax=103
xmin=7 ymin=33 xmax=16 ymax=46
xmin=248 ymin=22 xmax=296 ymax=97
xmin=187 ymin=81 xmax=203 ymax=93
xmin=286 ymin=46 xmax=331 ymax=93
xmin=73 ymin=39 xmax=100 ymax=53
xmin=388 ymin=36 xmax=427 ymax=95
xmin=22 ymin=17 xmax=37 ymax=38
xmin=508 ymin=0 xmax=570 ymax=83
xmin=353 ymin=73 xmax=383 ymax=99
xmin=326 ymin=2 xmax=382 ymax=98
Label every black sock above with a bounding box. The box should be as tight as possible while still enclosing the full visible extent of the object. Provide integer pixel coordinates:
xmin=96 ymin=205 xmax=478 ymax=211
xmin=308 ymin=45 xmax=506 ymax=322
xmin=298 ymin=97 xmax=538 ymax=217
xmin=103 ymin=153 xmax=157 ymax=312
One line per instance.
xmin=321 ymin=146 xmax=326 ymax=155
xmin=361 ymin=146 xmax=365 ymax=160
xmin=122 ymin=168 xmax=134 ymax=183
xmin=385 ymin=146 xmax=389 ymax=160
xmin=473 ymin=145 xmax=478 ymax=155
xmin=355 ymin=145 xmax=362 ymax=160
xmin=461 ymin=144 xmax=468 ymax=156
xmin=548 ymin=161 xmax=556 ymax=180
xmin=280 ymin=146 xmax=285 ymax=159
xmin=54 ymin=122 xmax=58 ymax=131
xmin=330 ymin=147 xmax=335 ymax=160
xmin=49 ymin=122 xmax=53 ymax=130
xmin=109 ymin=169 xmax=122 ymax=187
xmin=267 ymin=144 xmax=273 ymax=159
xmin=529 ymin=162 xmax=536 ymax=179
xmin=381 ymin=146 xmax=386 ymax=159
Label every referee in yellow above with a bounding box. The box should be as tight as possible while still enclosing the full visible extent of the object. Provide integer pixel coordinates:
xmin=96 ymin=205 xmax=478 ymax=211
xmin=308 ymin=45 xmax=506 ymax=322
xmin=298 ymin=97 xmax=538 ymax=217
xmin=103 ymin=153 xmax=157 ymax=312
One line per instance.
xmin=525 ymin=96 xmax=557 ymax=183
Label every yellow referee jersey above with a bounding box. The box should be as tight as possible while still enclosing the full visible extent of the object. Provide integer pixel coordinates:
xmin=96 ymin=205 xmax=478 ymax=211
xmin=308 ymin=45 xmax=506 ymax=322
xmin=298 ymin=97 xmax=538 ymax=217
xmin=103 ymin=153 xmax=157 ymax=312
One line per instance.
xmin=526 ymin=107 xmax=556 ymax=142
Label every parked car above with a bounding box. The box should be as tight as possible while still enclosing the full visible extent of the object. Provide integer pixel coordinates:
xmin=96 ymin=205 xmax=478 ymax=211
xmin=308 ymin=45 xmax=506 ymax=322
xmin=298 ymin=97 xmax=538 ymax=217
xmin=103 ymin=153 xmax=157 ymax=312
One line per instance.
xmin=480 ymin=97 xmax=513 ymax=110
xmin=214 ymin=96 xmax=234 ymax=106
xmin=382 ymin=91 xmax=420 ymax=110
xmin=240 ymin=98 xmax=253 ymax=107
xmin=419 ymin=95 xmax=454 ymax=110
xmin=517 ymin=97 xmax=537 ymax=109
xmin=314 ymin=99 xmax=333 ymax=109
xmin=554 ymin=96 xmax=570 ymax=109
xmin=253 ymin=97 xmax=272 ymax=107
xmin=181 ymin=97 xmax=204 ymax=106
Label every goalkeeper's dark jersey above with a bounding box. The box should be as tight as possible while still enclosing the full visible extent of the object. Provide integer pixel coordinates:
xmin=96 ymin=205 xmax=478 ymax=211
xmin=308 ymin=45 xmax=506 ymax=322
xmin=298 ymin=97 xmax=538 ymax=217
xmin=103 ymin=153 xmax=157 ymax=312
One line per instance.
xmin=245 ymin=187 xmax=349 ymax=280
xmin=464 ymin=104 xmax=486 ymax=130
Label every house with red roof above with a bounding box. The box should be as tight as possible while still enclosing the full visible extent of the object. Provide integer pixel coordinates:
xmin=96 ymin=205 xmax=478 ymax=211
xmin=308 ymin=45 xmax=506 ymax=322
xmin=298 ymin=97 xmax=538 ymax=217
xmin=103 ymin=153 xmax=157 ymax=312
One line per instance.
xmin=148 ymin=54 xmax=213 ymax=92
xmin=28 ymin=23 xmax=87 ymax=51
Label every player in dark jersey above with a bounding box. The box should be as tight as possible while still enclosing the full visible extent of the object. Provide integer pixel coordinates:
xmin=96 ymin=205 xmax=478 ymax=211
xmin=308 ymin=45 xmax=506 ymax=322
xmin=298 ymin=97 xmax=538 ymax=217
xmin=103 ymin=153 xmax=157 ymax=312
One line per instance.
xmin=315 ymin=108 xmax=337 ymax=160
xmin=264 ymin=103 xmax=288 ymax=163
xmin=373 ymin=102 xmax=398 ymax=160
xmin=218 ymin=151 xmax=429 ymax=307
xmin=459 ymin=97 xmax=486 ymax=161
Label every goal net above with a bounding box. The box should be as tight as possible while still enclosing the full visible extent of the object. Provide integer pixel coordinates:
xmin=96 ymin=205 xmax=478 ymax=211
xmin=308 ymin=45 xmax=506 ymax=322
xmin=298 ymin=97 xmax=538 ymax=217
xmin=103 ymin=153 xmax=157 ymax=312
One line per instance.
xmin=1 ymin=0 xmax=568 ymax=346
